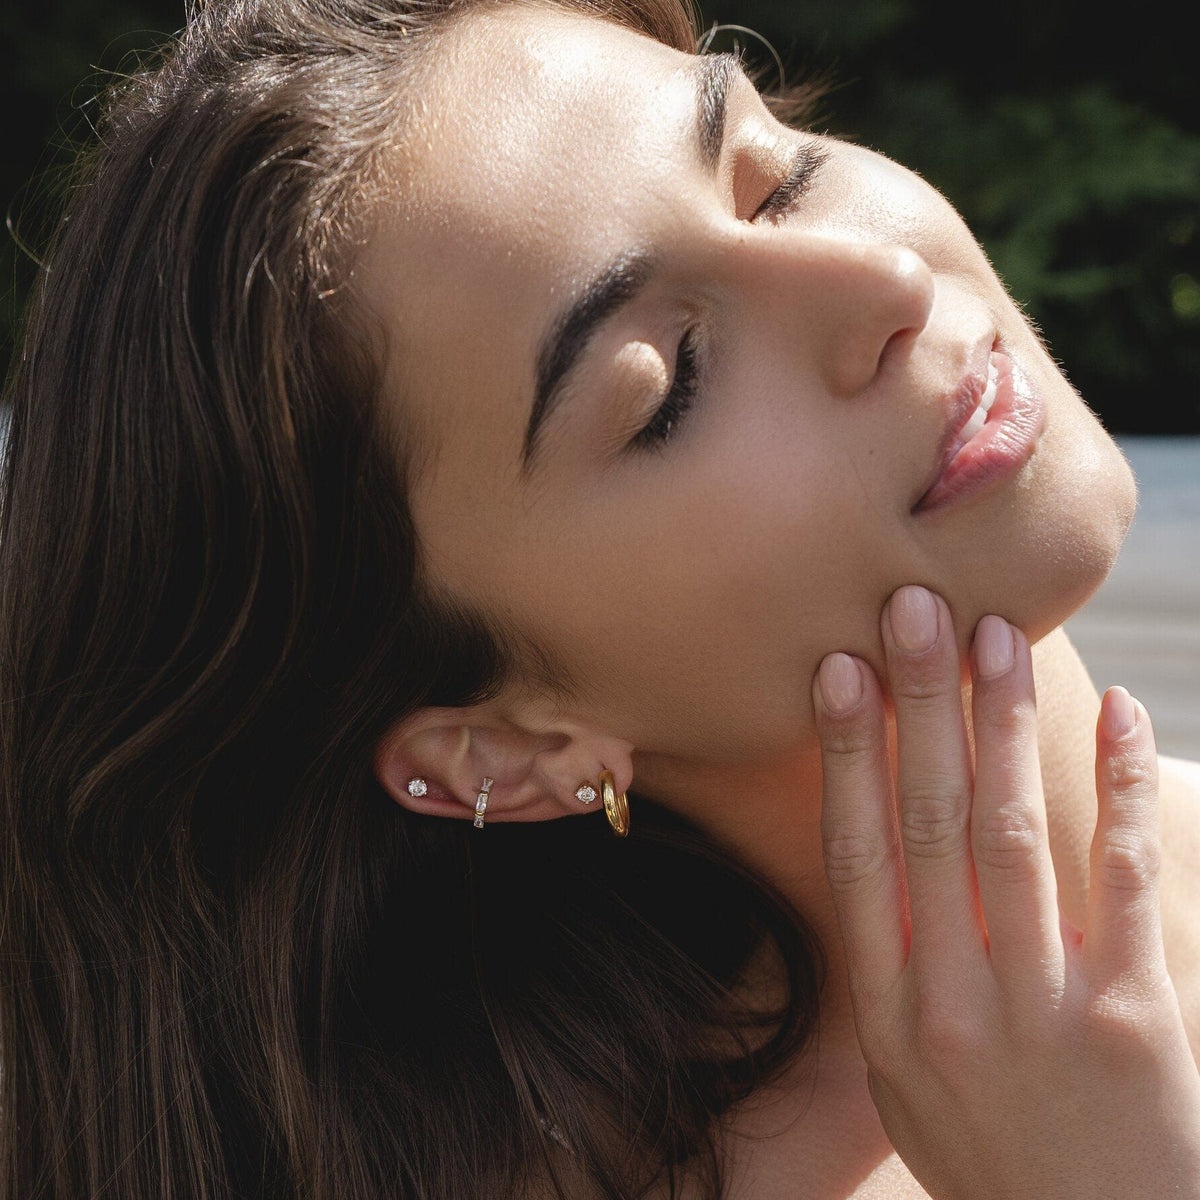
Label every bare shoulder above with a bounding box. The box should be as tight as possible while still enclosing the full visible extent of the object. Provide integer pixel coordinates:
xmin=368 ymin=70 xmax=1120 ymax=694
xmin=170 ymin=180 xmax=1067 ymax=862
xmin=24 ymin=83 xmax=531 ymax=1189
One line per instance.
xmin=1157 ymin=755 xmax=1200 ymax=1046
xmin=1159 ymin=754 xmax=1200 ymax=861
xmin=840 ymin=1156 xmax=932 ymax=1199
xmin=1162 ymin=754 xmax=1200 ymax=794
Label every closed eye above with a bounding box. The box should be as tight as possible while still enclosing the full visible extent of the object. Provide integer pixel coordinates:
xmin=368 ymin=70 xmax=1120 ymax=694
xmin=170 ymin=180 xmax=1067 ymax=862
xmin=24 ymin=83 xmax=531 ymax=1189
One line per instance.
xmin=630 ymin=328 xmax=702 ymax=451
xmin=753 ymin=141 xmax=828 ymax=222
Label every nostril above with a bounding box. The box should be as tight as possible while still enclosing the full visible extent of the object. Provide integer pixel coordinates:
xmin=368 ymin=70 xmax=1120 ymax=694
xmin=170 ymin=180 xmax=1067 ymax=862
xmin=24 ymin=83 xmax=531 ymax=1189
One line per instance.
xmin=823 ymin=244 xmax=934 ymax=399
xmin=876 ymin=325 xmax=921 ymax=379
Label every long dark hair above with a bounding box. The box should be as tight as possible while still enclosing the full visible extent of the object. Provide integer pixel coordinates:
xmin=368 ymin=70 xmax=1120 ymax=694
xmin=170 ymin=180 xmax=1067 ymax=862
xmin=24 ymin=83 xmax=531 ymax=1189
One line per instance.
xmin=0 ymin=2 xmax=822 ymax=1196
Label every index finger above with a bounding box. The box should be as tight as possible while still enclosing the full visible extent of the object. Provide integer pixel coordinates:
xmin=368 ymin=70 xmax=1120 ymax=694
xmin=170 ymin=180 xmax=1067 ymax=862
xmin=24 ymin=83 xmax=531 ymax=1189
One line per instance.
xmin=815 ymin=651 xmax=908 ymax=993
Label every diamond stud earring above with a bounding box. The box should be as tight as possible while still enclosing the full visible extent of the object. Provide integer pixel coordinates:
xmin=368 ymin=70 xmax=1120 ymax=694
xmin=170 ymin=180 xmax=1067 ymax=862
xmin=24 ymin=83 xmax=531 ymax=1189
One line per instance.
xmin=406 ymin=778 xmax=428 ymax=798
xmin=574 ymin=782 xmax=597 ymax=805
xmin=473 ymin=777 xmax=494 ymax=829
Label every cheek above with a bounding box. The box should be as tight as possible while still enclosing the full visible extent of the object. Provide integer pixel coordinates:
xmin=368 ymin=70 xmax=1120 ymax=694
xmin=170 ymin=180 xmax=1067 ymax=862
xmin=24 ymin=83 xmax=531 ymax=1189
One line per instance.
xmin=897 ymin=336 xmax=1137 ymax=648
xmin=517 ymin=451 xmax=901 ymax=761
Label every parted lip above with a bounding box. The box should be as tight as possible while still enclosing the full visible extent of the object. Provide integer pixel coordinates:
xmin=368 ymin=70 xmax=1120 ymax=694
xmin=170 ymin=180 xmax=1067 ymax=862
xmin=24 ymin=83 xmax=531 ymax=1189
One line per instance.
xmin=910 ymin=333 xmax=999 ymax=512
xmin=911 ymin=334 xmax=1046 ymax=514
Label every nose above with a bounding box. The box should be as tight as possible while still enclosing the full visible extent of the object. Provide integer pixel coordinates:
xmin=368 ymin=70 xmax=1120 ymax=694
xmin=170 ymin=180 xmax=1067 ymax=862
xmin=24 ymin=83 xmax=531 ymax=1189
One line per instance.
xmin=738 ymin=232 xmax=936 ymax=399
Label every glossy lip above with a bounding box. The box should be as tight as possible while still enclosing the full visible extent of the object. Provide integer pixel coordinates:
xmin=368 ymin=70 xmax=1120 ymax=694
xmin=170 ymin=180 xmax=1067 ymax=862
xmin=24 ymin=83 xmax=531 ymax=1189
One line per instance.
xmin=912 ymin=339 xmax=1046 ymax=515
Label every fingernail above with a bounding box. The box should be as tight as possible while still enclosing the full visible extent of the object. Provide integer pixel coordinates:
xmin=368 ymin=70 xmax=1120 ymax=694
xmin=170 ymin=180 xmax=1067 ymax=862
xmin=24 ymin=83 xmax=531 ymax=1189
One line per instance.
xmin=973 ymin=615 xmax=1014 ymax=679
xmin=889 ymin=586 xmax=938 ymax=654
xmin=1100 ymin=686 xmax=1137 ymax=740
xmin=819 ymin=653 xmax=863 ymax=715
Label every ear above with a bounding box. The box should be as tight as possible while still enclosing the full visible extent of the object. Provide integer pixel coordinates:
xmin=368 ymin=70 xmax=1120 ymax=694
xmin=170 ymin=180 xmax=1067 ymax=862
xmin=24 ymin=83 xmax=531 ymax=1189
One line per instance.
xmin=373 ymin=699 xmax=634 ymax=826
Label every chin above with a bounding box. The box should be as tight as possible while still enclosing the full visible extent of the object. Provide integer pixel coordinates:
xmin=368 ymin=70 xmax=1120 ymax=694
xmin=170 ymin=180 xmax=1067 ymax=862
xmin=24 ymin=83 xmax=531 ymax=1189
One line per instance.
xmin=1005 ymin=409 xmax=1137 ymax=644
xmin=930 ymin=398 xmax=1137 ymax=650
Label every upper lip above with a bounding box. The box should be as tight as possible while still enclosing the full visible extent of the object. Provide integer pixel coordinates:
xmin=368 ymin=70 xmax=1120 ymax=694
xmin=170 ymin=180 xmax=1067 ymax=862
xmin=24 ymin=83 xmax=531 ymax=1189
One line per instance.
xmin=912 ymin=333 xmax=999 ymax=511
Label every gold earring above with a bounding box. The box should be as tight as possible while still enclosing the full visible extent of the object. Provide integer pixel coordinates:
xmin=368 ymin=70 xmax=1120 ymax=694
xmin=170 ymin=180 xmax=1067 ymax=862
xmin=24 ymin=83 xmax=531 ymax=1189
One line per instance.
xmin=598 ymin=769 xmax=629 ymax=838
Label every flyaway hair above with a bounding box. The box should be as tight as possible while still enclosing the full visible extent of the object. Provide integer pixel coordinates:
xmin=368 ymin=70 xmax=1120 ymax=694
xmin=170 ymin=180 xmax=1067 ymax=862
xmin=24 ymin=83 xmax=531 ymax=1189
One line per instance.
xmin=0 ymin=2 xmax=822 ymax=1197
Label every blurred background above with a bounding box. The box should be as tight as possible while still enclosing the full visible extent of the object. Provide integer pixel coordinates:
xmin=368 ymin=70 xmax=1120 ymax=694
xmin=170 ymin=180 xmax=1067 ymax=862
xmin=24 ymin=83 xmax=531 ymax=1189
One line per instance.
xmin=699 ymin=0 xmax=1200 ymax=437
xmin=1 ymin=0 xmax=1197 ymax=752
xmin=3 ymin=0 xmax=1199 ymax=426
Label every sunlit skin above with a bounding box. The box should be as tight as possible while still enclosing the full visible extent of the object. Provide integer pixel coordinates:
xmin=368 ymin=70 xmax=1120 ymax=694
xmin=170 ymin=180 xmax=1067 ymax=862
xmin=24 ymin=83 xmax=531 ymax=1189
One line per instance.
xmin=360 ymin=6 xmax=1132 ymax=767
xmin=356 ymin=8 xmax=1200 ymax=1196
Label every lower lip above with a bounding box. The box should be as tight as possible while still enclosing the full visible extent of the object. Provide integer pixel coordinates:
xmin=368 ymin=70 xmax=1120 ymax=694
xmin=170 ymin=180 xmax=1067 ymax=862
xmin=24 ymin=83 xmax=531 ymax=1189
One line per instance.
xmin=913 ymin=350 xmax=1046 ymax=514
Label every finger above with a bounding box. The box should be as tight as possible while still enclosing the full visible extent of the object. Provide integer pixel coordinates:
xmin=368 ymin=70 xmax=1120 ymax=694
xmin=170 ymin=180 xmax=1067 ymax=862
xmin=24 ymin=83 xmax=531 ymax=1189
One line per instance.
xmin=1083 ymin=687 xmax=1167 ymax=991
xmin=969 ymin=617 xmax=1064 ymax=997
xmin=815 ymin=652 xmax=908 ymax=993
xmin=884 ymin=586 xmax=984 ymax=974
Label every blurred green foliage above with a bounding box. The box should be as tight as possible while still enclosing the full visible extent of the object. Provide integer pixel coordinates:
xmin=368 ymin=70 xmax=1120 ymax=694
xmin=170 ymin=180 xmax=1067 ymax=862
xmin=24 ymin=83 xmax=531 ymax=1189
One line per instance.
xmin=3 ymin=0 xmax=1198 ymax=430
xmin=697 ymin=0 xmax=1200 ymax=432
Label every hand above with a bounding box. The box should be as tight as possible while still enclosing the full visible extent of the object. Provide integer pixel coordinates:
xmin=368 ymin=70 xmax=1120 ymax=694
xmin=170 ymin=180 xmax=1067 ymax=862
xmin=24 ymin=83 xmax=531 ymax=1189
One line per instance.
xmin=812 ymin=585 xmax=1200 ymax=1200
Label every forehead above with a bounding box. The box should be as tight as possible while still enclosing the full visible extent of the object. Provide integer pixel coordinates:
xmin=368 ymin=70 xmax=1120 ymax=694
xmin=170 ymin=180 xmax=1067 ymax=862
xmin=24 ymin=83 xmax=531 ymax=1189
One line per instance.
xmin=396 ymin=6 xmax=694 ymax=248
xmin=356 ymin=6 xmax=700 ymax=461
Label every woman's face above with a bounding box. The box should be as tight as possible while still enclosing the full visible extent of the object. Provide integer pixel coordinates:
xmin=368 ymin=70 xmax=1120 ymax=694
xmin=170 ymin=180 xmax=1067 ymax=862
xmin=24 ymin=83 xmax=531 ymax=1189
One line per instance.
xmin=359 ymin=5 xmax=1135 ymax=766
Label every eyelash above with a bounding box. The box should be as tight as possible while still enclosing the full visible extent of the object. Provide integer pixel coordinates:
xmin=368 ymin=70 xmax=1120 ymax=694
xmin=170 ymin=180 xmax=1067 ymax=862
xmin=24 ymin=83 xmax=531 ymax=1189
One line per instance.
xmin=754 ymin=141 xmax=828 ymax=222
xmin=630 ymin=328 xmax=701 ymax=451
xmin=631 ymin=142 xmax=827 ymax=450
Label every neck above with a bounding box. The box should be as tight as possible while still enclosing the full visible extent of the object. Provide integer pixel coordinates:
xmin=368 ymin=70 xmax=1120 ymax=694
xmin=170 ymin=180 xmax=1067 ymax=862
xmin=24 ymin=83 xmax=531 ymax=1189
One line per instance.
xmin=640 ymin=627 xmax=1101 ymax=1036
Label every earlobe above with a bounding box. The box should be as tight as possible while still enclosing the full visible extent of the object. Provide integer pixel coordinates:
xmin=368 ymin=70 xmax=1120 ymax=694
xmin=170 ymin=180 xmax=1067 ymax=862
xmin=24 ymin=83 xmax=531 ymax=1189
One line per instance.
xmin=372 ymin=703 xmax=635 ymax=828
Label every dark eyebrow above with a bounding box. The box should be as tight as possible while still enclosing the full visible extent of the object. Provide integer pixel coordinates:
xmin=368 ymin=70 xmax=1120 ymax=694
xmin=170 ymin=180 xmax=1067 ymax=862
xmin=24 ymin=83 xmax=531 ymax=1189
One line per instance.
xmin=522 ymin=249 xmax=655 ymax=470
xmin=521 ymin=53 xmax=740 ymax=472
xmin=697 ymin=52 xmax=741 ymax=170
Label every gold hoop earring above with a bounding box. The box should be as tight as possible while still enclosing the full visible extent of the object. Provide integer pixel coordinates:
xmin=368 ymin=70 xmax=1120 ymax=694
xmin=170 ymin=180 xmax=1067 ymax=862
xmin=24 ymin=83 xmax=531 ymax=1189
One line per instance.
xmin=598 ymin=769 xmax=629 ymax=838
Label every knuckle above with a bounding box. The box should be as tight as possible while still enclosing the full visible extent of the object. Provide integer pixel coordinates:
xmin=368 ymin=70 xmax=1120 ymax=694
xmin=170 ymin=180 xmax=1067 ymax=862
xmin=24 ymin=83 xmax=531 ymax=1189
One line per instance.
xmin=1096 ymin=832 xmax=1160 ymax=893
xmin=893 ymin=670 xmax=953 ymax=705
xmin=914 ymin=1000 xmax=986 ymax=1061
xmin=976 ymin=697 xmax=1031 ymax=739
xmin=900 ymin=790 xmax=970 ymax=856
xmin=1100 ymin=750 xmax=1156 ymax=793
xmin=819 ymin=720 xmax=878 ymax=760
xmin=822 ymin=830 xmax=894 ymax=890
xmin=973 ymin=807 xmax=1041 ymax=874
xmin=1079 ymin=980 xmax=1171 ymax=1047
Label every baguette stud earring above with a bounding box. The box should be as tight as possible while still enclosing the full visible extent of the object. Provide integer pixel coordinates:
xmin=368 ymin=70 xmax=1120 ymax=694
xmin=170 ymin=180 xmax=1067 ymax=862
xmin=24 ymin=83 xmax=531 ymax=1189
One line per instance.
xmin=599 ymin=770 xmax=629 ymax=838
xmin=473 ymin=776 xmax=494 ymax=829
xmin=574 ymin=781 xmax=597 ymax=805
xmin=406 ymin=778 xmax=428 ymax=798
